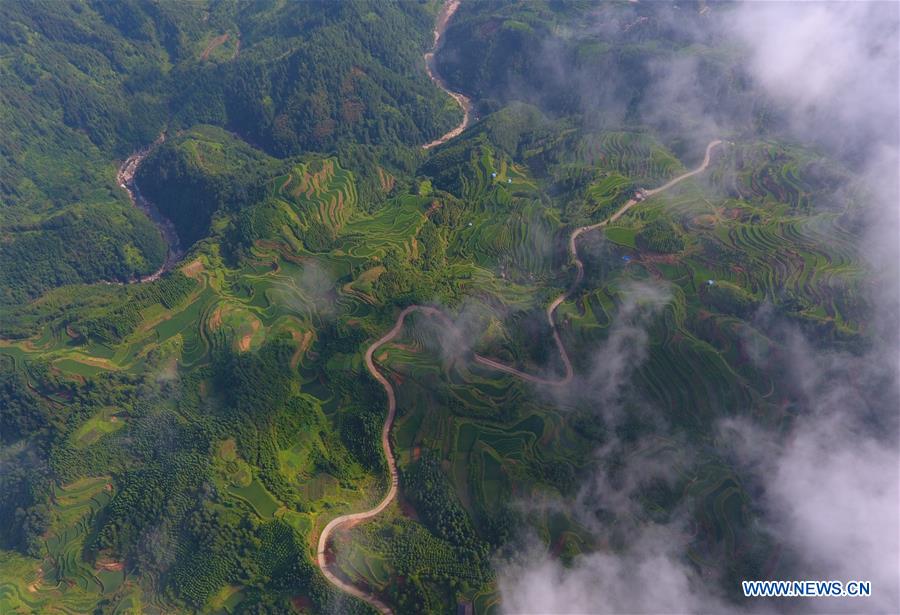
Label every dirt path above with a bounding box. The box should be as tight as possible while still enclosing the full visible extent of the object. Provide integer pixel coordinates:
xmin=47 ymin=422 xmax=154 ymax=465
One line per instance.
xmin=422 ymin=0 xmax=475 ymax=150
xmin=116 ymin=134 xmax=184 ymax=283
xmin=315 ymin=306 xmax=418 ymax=615
xmin=316 ymin=140 xmax=723 ymax=612
xmin=569 ymin=139 xmax=723 ymax=250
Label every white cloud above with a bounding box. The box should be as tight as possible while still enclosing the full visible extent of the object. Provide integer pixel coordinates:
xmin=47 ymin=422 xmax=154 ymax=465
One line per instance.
xmin=499 ymin=525 xmax=730 ymax=615
xmin=728 ymin=1 xmax=899 ymax=157
xmin=495 ymin=3 xmax=900 ymax=613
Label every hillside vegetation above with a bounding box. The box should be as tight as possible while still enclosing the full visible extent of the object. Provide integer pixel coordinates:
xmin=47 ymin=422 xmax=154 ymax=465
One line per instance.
xmin=0 ymin=1 xmax=880 ymax=614
xmin=1 ymin=0 xmax=460 ymax=304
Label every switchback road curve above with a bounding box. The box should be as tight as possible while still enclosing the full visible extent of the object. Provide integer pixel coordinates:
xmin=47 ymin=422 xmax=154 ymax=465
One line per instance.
xmin=316 ymin=140 xmax=723 ymax=612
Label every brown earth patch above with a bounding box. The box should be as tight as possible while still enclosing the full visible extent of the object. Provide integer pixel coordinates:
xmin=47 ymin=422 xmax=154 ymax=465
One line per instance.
xmin=377 ymin=166 xmax=395 ymax=193
xmin=64 ymin=356 xmax=118 ymax=370
xmin=357 ymin=266 xmax=385 ymax=285
xmin=238 ymin=320 xmax=261 ymax=352
xmin=341 ymin=283 xmax=375 ymax=305
xmin=209 ymin=306 xmax=224 ymax=331
xmin=341 ymin=265 xmax=385 ymax=304
xmin=295 ymin=159 xmax=335 ymax=199
xmin=692 ymin=214 xmax=717 ymax=228
xmin=96 ymin=559 xmax=124 ymax=572
xmin=639 ymin=252 xmax=681 ymax=264
xmin=27 ymin=567 xmax=43 ymax=593
xmin=200 ymin=33 xmax=229 ymax=60
xmin=182 ymin=258 xmax=205 ymax=279
xmin=290 ymin=330 xmax=314 ymax=369
xmin=389 ymin=343 xmax=418 ymax=353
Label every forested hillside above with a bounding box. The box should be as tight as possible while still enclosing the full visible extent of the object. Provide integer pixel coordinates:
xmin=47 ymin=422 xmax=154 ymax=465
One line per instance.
xmin=1 ymin=0 xmax=459 ymax=303
xmin=436 ymin=1 xmax=770 ymax=156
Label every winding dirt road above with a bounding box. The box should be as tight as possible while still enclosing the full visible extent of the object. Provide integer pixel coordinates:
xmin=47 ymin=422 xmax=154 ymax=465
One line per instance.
xmin=315 ymin=139 xmax=722 ymax=612
xmin=116 ymin=134 xmax=183 ymax=283
xmin=124 ymin=0 xmax=469 ymax=285
xmin=422 ymin=0 xmax=475 ymax=150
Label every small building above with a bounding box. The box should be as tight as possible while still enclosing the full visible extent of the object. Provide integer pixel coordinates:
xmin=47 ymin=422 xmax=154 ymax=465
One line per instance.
xmin=507 ymin=178 xmax=512 ymax=184
xmin=707 ymin=279 xmax=715 ymax=286
xmin=491 ymin=172 xmax=497 ymax=178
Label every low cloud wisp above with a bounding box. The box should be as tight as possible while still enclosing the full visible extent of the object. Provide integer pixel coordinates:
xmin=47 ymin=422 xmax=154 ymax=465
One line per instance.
xmin=494 ymin=2 xmax=900 ymax=613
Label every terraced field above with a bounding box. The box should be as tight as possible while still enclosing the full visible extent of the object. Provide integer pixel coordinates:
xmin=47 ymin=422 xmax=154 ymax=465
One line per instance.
xmin=314 ymin=141 xmax=730 ymax=611
xmin=0 ymin=98 xmax=869 ymax=613
xmin=276 ymin=158 xmax=359 ymax=239
xmin=579 ymin=131 xmax=685 ymax=183
xmin=0 ymin=477 xmax=150 ymax=614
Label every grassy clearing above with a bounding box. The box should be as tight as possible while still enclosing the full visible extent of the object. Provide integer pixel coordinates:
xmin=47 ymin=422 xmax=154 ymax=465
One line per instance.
xmin=71 ymin=407 xmax=124 ymax=448
xmin=229 ymin=479 xmax=281 ymax=519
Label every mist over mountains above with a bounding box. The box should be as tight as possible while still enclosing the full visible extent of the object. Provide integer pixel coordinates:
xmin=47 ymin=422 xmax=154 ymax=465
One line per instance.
xmin=493 ymin=2 xmax=899 ymax=613
xmin=0 ymin=1 xmax=897 ymax=613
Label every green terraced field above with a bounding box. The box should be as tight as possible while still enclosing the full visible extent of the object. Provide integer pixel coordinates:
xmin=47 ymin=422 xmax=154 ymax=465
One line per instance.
xmin=0 ymin=6 xmax=880 ymax=611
